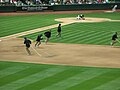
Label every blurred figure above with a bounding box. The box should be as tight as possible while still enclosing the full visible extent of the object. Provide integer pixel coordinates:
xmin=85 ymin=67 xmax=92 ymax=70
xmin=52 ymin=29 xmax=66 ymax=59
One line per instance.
xmin=111 ymin=32 xmax=118 ymax=46
xmin=80 ymin=14 xmax=85 ymax=20
xmin=44 ymin=30 xmax=51 ymax=44
xmin=36 ymin=0 xmax=42 ymax=4
xmin=56 ymin=24 xmax=62 ymax=37
xmin=76 ymin=14 xmax=85 ymax=20
xmin=35 ymin=34 xmax=43 ymax=47
xmin=76 ymin=15 xmax=80 ymax=20
xmin=24 ymin=37 xmax=31 ymax=55
xmin=112 ymin=5 xmax=117 ymax=12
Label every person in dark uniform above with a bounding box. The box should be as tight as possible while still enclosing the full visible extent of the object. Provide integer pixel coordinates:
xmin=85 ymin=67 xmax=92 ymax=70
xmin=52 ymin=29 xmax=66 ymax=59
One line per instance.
xmin=111 ymin=32 xmax=118 ymax=46
xmin=80 ymin=14 xmax=85 ymax=20
xmin=24 ymin=37 xmax=31 ymax=55
xmin=56 ymin=24 xmax=62 ymax=37
xmin=35 ymin=34 xmax=43 ymax=47
xmin=44 ymin=30 xmax=51 ymax=44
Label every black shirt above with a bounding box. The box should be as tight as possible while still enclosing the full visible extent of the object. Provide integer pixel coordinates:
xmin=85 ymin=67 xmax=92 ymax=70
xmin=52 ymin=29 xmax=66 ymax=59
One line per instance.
xmin=44 ymin=31 xmax=51 ymax=38
xmin=36 ymin=35 xmax=43 ymax=41
xmin=112 ymin=34 xmax=118 ymax=40
xmin=58 ymin=26 xmax=61 ymax=32
xmin=24 ymin=39 xmax=31 ymax=47
xmin=80 ymin=14 xmax=84 ymax=18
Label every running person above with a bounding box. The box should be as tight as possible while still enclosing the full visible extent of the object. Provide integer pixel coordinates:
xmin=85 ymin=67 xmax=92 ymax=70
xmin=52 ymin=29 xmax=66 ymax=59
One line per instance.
xmin=56 ymin=24 xmax=62 ymax=37
xmin=44 ymin=30 xmax=51 ymax=44
xmin=35 ymin=34 xmax=43 ymax=47
xmin=24 ymin=37 xmax=31 ymax=55
xmin=111 ymin=32 xmax=118 ymax=46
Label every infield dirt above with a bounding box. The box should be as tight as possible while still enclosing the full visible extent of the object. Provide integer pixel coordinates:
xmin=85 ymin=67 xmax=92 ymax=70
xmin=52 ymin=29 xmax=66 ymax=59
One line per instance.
xmin=0 ymin=38 xmax=120 ymax=68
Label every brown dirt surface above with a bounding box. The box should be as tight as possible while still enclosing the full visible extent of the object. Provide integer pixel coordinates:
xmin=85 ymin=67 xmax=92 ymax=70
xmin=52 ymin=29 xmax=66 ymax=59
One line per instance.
xmin=0 ymin=38 xmax=120 ymax=68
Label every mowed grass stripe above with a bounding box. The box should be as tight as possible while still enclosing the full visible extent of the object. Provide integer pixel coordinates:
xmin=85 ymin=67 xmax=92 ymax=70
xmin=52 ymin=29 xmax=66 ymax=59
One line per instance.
xmin=80 ymin=32 xmax=110 ymax=44
xmin=61 ymin=24 xmax=90 ymax=36
xmin=62 ymin=30 xmax=94 ymax=41
xmin=79 ymin=31 xmax=106 ymax=42
xmin=0 ymin=15 xmax=55 ymax=26
xmin=62 ymin=23 xmax=97 ymax=35
xmin=41 ymin=68 xmax=110 ymax=90
xmin=61 ymin=24 xmax=87 ymax=34
xmin=67 ymin=31 xmax=96 ymax=42
xmin=0 ymin=21 xmax=58 ymax=37
xmin=60 ymin=30 xmax=95 ymax=43
xmin=0 ymin=67 xmax=46 ymax=86
xmin=17 ymin=68 xmax=82 ymax=90
xmin=50 ymin=30 xmax=84 ymax=42
xmin=0 ymin=65 xmax=30 ymax=78
xmin=0 ymin=16 xmax=58 ymax=37
xmin=0 ymin=16 xmax=34 ymax=24
xmin=86 ymin=33 xmax=110 ymax=43
xmin=0 ymin=61 xmax=14 ymax=70
xmin=62 ymin=23 xmax=109 ymax=43
xmin=88 ymin=32 xmax=118 ymax=45
xmin=51 ymin=22 xmax=120 ymax=45
xmin=90 ymin=34 xmax=111 ymax=45
xmin=0 ymin=66 xmax=67 ymax=90
xmin=0 ymin=62 xmax=120 ymax=90
xmin=0 ymin=19 xmax=53 ymax=34
xmin=0 ymin=23 xmax=41 ymax=35
xmin=32 ymin=23 xmax=91 ymax=42
xmin=50 ymin=30 xmax=87 ymax=42
xmin=51 ymin=30 xmax=100 ymax=44
xmin=0 ymin=18 xmax=35 ymax=31
xmin=93 ymin=78 xmax=120 ymax=90
xmin=23 ymin=27 xmax=85 ymax=42
xmin=51 ymin=30 xmax=94 ymax=43
xmin=49 ymin=24 xmax=113 ymax=43
xmin=67 ymin=70 xmax=120 ymax=90
xmin=69 ymin=31 xmax=104 ymax=43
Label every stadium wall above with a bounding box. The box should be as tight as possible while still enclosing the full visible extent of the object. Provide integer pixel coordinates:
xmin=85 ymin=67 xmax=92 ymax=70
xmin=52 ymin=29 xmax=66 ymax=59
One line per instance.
xmin=0 ymin=3 xmax=120 ymax=12
xmin=52 ymin=3 xmax=120 ymax=11
xmin=0 ymin=6 xmax=16 ymax=12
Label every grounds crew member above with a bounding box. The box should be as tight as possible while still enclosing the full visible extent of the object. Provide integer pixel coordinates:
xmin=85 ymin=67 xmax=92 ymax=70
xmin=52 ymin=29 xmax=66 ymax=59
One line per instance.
xmin=111 ymin=32 xmax=118 ymax=46
xmin=44 ymin=30 xmax=51 ymax=44
xmin=24 ymin=37 xmax=31 ymax=55
xmin=35 ymin=34 xmax=43 ymax=47
xmin=76 ymin=14 xmax=85 ymax=20
xmin=56 ymin=24 xmax=62 ymax=37
xmin=80 ymin=14 xmax=85 ymax=20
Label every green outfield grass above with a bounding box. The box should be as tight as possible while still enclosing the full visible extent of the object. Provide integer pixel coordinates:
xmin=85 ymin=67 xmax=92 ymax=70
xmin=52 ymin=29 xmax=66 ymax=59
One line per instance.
xmin=0 ymin=14 xmax=76 ymax=37
xmin=0 ymin=61 xmax=120 ymax=90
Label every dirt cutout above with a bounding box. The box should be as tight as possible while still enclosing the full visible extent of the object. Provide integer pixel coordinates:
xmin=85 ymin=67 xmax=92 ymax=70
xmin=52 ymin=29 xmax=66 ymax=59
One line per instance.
xmin=55 ymin=17 xmax=120 ymax=23
xmin=0 ymin=17 xmax=120 ymax=68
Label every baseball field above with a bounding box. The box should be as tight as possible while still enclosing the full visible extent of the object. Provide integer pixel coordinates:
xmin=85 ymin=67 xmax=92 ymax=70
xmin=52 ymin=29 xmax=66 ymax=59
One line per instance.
xmin=0 ymin=11 xmax=120 ymax=90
